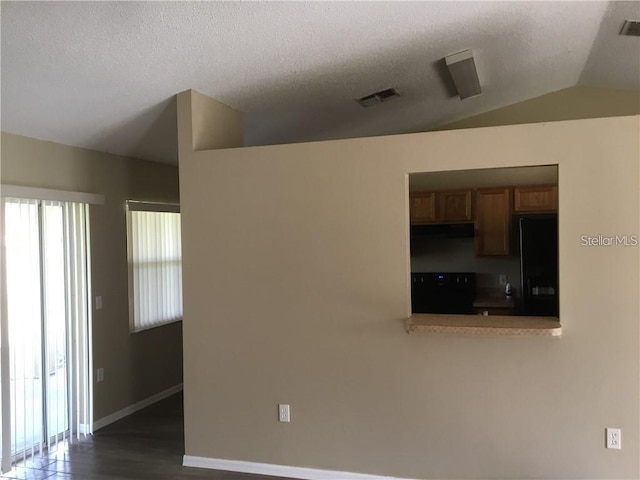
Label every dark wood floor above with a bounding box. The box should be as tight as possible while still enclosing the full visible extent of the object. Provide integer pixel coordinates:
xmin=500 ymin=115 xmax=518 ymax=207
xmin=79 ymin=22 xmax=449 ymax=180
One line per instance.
xmin=2 ymin=393 xmax=291 ymax=480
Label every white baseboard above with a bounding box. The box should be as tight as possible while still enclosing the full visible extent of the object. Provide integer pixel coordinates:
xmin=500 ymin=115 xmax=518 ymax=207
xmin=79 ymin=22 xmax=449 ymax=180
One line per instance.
xmin=182 ymin=455 xmax=417 ymax=480
xmin=93 ymin=383 xmax=183 ymax=431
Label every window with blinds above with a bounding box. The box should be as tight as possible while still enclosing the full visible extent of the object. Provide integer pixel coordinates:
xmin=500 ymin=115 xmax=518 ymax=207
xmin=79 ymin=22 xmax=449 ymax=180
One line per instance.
xmin=126 ymin=201 xmax=182 ymax=332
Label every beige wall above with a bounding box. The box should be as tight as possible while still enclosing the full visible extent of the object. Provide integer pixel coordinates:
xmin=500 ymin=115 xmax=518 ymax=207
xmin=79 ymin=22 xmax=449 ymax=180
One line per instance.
xmin=409 ymin=165 xmax=558 ymax=191
xmin=178 ymin=89 xmax=639 ymax=479
xmin=190 ymin=90 xmax=243 ymax=151
xmin=1 ymin=132 xmax=183 ymax=420
xmin=436 ymin=86 xmax=640 ymax=131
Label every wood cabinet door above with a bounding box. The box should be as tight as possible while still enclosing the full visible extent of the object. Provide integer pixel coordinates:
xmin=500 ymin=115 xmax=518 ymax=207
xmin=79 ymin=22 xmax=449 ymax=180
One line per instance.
xmin=438 ymin=190 xmax=472 ymax=222
xmin=409 ymin=192 xmax=437 ymax=224
xmin=475 ymin=188 xmax=511 ymax=256
xmin=514 ymin=185 xmax=558 ymax=213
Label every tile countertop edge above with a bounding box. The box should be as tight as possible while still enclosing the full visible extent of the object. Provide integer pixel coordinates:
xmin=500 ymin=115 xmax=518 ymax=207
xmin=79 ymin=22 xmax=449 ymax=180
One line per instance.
xmin=405 ymin=314 xmax=562 ymax=337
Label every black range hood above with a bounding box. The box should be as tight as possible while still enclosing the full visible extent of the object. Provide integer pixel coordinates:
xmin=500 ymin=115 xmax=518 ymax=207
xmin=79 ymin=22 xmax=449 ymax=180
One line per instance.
xmin=410 ymin=223 xmax=474 ymax=238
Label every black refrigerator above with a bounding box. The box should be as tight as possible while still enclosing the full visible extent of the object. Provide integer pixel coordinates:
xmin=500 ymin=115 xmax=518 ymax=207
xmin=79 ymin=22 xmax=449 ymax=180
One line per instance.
xmin=519 ymin=215 xmax=559 ymax=317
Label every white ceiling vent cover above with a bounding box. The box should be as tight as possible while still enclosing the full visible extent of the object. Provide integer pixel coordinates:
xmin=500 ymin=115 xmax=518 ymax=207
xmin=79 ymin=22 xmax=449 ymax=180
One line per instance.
xmin=356 ymin=88 xmax=400 ymax=107
xmin=620 ymin=20 xmax=640 ymax=36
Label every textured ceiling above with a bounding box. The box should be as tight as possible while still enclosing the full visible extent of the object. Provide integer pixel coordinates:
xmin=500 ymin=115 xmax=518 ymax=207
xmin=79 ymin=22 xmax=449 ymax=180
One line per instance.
xmin=1 ymin=1 xmax=639 ymax=165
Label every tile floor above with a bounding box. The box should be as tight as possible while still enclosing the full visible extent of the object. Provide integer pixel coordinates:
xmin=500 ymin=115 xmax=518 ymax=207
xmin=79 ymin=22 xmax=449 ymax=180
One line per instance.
xmin=1 ymin=393 xmax=291 ymax=479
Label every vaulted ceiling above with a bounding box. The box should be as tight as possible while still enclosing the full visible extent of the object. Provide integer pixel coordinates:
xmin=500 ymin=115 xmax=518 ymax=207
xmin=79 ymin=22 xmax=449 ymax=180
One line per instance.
xmin=1 ymin=1 xmax=639 ymax=165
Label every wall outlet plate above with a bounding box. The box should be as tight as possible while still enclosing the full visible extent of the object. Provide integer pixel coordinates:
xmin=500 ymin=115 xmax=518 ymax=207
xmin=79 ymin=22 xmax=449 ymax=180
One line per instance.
xmin=278 ymin=404 xmax=290 ymax=422
xmin=499 ymin=274 xmax=508 ymax=286
xmin=606 ymin=428 xmax=621 ymax=449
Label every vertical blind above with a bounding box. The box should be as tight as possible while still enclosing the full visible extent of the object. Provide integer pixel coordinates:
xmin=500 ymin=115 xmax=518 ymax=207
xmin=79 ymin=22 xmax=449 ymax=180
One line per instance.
xmin=4 ymin=199 xmax=42 ymax=465
xmin=62 ymin=202 xmax=93 ymax=442
xmin=0 ymin=197 xmax=93 ymax=472
xmin=126 ymin=202 xmax=182 ymax=332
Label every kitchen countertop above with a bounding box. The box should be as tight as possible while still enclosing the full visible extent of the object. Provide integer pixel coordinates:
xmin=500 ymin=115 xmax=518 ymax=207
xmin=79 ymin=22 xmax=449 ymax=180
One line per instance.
xmin=473 ymin=287 xmax=516 ymax=309
xmin=473 ymin=297 xmax=515 ymax=308
xmin=405 ymin=314 xmax=561 ymax=337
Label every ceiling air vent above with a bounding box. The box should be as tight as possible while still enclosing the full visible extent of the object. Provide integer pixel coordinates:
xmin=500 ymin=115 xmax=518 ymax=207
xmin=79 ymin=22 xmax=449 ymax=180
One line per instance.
xmin=620 ymin=20 xmax=640 ymax=36
xmin=356 ymin=88 xmax=400 ymax=107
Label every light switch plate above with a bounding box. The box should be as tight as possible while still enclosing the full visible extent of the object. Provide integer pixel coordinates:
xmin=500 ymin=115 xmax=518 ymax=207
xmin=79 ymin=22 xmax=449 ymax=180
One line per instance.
xmin=95 ymin=296 xmax=103 ymax=310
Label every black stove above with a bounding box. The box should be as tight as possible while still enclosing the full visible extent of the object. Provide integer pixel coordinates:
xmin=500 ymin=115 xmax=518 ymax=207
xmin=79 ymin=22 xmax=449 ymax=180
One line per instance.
xmin=411 ymin=272 xmax=476 ymax=314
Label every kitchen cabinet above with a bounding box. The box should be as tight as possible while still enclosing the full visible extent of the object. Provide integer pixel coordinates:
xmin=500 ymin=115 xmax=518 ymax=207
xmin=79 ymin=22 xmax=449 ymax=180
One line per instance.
xmin=438 ymin=190 xmax=473 ymax=222
xmin=475 ymin=187 xmax=511 ymax=256
xmin=409 ymin=192 xmax=437 ymax=224
xmin=410 ymin=189 xmax=473 ymax=224
xmin=514 ymin=185 xmax=558 ymax=213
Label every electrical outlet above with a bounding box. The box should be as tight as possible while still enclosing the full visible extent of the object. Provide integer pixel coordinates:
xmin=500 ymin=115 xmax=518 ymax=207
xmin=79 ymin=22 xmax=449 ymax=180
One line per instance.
xmin=606 ymin=428 xmax=621 ymax=449
xmin=278 ymin=404 xmax=290 ymax=423
xmin=97 ymin=368 xmax=104 ymax=382
xmin=499 ymin=274 xmax=508 ymax=286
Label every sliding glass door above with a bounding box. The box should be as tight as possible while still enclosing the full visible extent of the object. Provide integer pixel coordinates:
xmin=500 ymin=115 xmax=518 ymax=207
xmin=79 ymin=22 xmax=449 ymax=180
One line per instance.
xmin=1 ymin=197 xmax=92 ymax=470
xmin=41 ymin=202 xmax=71 ymax=449
xmin=4 ymin=199 xmax=45 ymax=457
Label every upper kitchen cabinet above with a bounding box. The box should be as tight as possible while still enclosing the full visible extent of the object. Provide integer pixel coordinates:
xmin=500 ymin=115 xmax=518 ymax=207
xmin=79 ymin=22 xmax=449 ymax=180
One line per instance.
xmin=438 ymin=190 xmax=473 ymax=222
xmin=410 ymin=189 xmax=473 ymax=224
xmin=409 ymin=192 xmax=437 ymax=224
xmin=514 ymin=185 xmax=558 ymax=213
xmin=475 ymin=187 xmax=511 ymax=256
